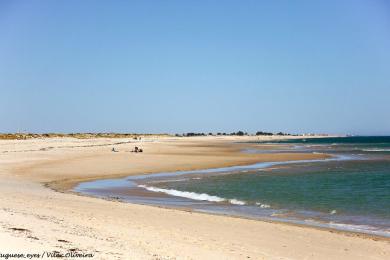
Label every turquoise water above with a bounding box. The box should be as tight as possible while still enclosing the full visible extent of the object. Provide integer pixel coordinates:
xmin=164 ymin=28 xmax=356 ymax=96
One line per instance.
xmin=75 ymin=136 xmax=390 ymax=236
xmin=149 ymin=137 xmax=390 ymax=235
xmin=155 ymin=160 xmax=390 ymax=223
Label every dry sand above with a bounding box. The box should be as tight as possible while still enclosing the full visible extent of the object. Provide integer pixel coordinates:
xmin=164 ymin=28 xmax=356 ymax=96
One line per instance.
xmin=0 ymin=136 xmax=389 ymax=259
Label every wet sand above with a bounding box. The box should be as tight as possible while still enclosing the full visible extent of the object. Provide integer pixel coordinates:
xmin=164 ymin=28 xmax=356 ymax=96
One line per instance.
xmin=0 ymin=136 xmax=389 ymax=259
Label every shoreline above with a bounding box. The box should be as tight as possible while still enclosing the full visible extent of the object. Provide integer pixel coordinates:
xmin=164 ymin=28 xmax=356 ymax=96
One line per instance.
xmin=47 ymin=144 xmax=331 ymax=192
xmin=1 ymin=136 xmax=389 ymax=259
xmin=69 ymin=185 xmax=390 ymax=243
xmin=72 ymin=154 xmax=390 ymax=240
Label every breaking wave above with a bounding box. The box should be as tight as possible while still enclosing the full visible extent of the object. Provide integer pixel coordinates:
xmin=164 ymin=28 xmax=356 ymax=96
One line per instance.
xmin=256 ymin=202 xmax=271 ymax=208
xmin=138 ymin=185 xmax=248 ymax=206
xmin=362 ymin=148 xmax=390 ymax=152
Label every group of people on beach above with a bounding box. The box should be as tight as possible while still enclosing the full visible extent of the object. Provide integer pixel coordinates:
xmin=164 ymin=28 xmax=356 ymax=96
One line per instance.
xmin=111 ymin=146 xmax=143 ymax=153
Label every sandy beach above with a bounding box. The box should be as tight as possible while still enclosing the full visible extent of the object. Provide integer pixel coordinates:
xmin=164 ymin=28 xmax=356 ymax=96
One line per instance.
xmin=0 ymin=136 xmax=389 ymax=259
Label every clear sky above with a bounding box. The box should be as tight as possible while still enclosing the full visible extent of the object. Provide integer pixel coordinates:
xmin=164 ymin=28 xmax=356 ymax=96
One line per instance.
xmin=1 ymin=0 xmax=389 ymax=135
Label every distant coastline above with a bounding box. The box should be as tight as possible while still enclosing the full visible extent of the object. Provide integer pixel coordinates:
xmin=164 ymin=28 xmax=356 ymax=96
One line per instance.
xmin=0 ymin=133 xmax=168 ymax=140
xmin=0 ymin=131 xmax=336 ymax=140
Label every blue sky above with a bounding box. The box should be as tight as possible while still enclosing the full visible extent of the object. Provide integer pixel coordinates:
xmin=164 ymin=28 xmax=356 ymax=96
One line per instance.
xmin=0 ymin=0 xmax=389 ymax=135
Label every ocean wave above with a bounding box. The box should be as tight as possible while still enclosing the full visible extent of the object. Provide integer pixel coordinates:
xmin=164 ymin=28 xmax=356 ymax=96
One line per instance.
xmin=229 ymin=199 xmax=246 ymax=205
xmin=328 ymin=222 xmax=375 ymax=231
xmin=255 ymin=202 xmax=271 ymax=208
xmin=327 ymin=222 xmax=390 ymax=237
xmin=362 ymin=148 xmax=390 ymax=152
xmin=300 ymin=219 xmax=390 ymax=237
xmin=138 ymin=185 xmax=247 ymax=205
xmin=138 ymin=185 xmax=225 ymax=202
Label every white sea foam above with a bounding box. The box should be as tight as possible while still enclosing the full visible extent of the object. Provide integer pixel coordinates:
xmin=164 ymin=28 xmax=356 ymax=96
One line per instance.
xmin=362 ymin=148 xmax=390 ymax=152
xmin=158 ymin=178 xmax=188 ymax=182
xmin=255 ymin=202 xmax=271 ymax=208
xmin=229 ymin=199 xmax=246 ymax=205
xmin=327 ymin=222 xmax=390 ymax=236
xmin=304 ymin=220 xmax=390 ymax=237
xmin=139 ymin=185 xmax=247 ymax=204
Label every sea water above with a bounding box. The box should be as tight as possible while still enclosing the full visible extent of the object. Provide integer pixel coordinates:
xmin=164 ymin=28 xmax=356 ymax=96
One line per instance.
xmin=75 ymin=136 xmax=390 ymax=237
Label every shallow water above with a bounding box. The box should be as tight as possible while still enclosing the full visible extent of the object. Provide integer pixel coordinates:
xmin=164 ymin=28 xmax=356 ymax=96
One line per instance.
xmin=75 ymin=136 xmax=390 ymax=237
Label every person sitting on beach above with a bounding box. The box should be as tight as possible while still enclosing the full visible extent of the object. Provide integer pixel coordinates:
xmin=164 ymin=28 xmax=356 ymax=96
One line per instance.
xmin=131 ymin=146 xmax=143 ymax=153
